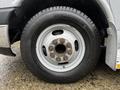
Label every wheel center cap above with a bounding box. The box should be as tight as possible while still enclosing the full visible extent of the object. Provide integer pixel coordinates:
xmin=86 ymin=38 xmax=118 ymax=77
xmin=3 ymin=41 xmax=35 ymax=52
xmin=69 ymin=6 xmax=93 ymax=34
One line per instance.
xmin=55 ymin=44 xmax=66 ymax=54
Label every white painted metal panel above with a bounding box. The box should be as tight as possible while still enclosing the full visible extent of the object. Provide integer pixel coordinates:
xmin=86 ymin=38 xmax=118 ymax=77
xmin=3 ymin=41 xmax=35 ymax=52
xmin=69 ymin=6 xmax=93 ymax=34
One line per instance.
xmin=110 ymin=0 xmax=120 ymax=69
xmin=0 ymin=0 xmax=23 ymax=8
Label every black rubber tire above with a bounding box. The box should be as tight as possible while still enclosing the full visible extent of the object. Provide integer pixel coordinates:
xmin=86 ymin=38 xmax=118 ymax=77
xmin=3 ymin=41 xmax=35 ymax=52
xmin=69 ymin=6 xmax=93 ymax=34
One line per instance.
xmin=20 ymin=6 xmax=101 ymax=83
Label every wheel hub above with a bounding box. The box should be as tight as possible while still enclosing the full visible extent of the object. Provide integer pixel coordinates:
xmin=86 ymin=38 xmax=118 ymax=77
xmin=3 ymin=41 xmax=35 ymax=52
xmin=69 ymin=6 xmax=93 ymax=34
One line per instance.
xmin=48 ymin=38 xmax=73 ymax=64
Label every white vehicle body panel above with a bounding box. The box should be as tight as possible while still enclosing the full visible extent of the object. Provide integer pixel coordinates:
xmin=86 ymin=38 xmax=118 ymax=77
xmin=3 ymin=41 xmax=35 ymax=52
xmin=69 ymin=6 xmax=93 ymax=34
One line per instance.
xmin=110 ymin=0 xmax=120 ymax=69
xmin=0 ymin=0 xmax=22 ymax=8
xmin=110 ymin=0 xmax=120 ymax=30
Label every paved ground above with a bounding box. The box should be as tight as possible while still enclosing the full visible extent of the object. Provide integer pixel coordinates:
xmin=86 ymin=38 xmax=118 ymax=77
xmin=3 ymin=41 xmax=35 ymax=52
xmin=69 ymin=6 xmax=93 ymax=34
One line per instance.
xmin=0 ymin=31 xmax=120 ymax=90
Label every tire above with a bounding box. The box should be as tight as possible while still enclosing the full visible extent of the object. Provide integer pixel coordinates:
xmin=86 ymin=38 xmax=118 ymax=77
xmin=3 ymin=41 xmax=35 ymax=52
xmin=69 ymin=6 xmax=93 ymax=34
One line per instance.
xmin=20 ymin=6 xmax=101 ymax=83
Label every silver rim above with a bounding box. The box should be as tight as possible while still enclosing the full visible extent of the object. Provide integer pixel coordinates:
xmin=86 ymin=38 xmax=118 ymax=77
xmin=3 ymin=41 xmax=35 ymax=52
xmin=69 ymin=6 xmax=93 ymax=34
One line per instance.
xmin=36 ymin=24 xmax=85 ymax=72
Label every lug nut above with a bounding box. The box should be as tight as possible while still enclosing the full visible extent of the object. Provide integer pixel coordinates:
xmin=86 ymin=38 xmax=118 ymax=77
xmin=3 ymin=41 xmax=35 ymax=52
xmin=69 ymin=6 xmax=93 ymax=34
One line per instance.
xmin=56 ymin=57 xmax=61 ymax=61
xmin=49 ymin=46 xmax=54 ymax=51
xmin=60 ymin=38 xmax=65 ymax=44
xmin=63 ymin=56 xmax=68 ymax=61
xmin=67 ymin=50 xmax=72 ymax=55
xmin=52 ymin=39 xmax=58 ymax=45
xmin=66 ymin=43 xmax=72 ymax=48
xmin=50 ymin=53 xmax=55 ymax=58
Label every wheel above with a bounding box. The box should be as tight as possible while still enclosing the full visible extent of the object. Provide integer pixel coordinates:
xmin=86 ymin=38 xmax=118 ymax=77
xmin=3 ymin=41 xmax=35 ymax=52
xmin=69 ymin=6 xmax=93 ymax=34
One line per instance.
xmin=20 ymin=6 xmax=101 ymax=83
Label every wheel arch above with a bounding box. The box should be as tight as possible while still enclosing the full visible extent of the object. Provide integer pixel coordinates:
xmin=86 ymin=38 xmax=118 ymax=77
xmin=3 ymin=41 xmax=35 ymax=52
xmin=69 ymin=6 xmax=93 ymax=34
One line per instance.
xmin=11 ymin=0 xmax=110 ymax=36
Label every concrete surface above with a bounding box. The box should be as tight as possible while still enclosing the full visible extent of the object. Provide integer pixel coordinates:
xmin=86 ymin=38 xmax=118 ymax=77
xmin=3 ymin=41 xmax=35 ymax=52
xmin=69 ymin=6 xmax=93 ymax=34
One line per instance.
xmin=0 ymin=31 xmax=120 ymax=90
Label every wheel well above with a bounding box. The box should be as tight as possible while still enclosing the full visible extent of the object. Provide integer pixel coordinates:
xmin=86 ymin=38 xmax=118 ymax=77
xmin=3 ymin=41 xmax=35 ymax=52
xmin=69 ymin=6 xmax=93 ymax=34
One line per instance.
xmin=9 ymin=0 xmax=109 ymax=43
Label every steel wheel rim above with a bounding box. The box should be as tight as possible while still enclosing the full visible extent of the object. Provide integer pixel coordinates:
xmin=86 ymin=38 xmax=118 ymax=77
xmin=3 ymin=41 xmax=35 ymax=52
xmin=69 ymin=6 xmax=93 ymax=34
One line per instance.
xmin=36 ymin=24 xmax=85 ymax=72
